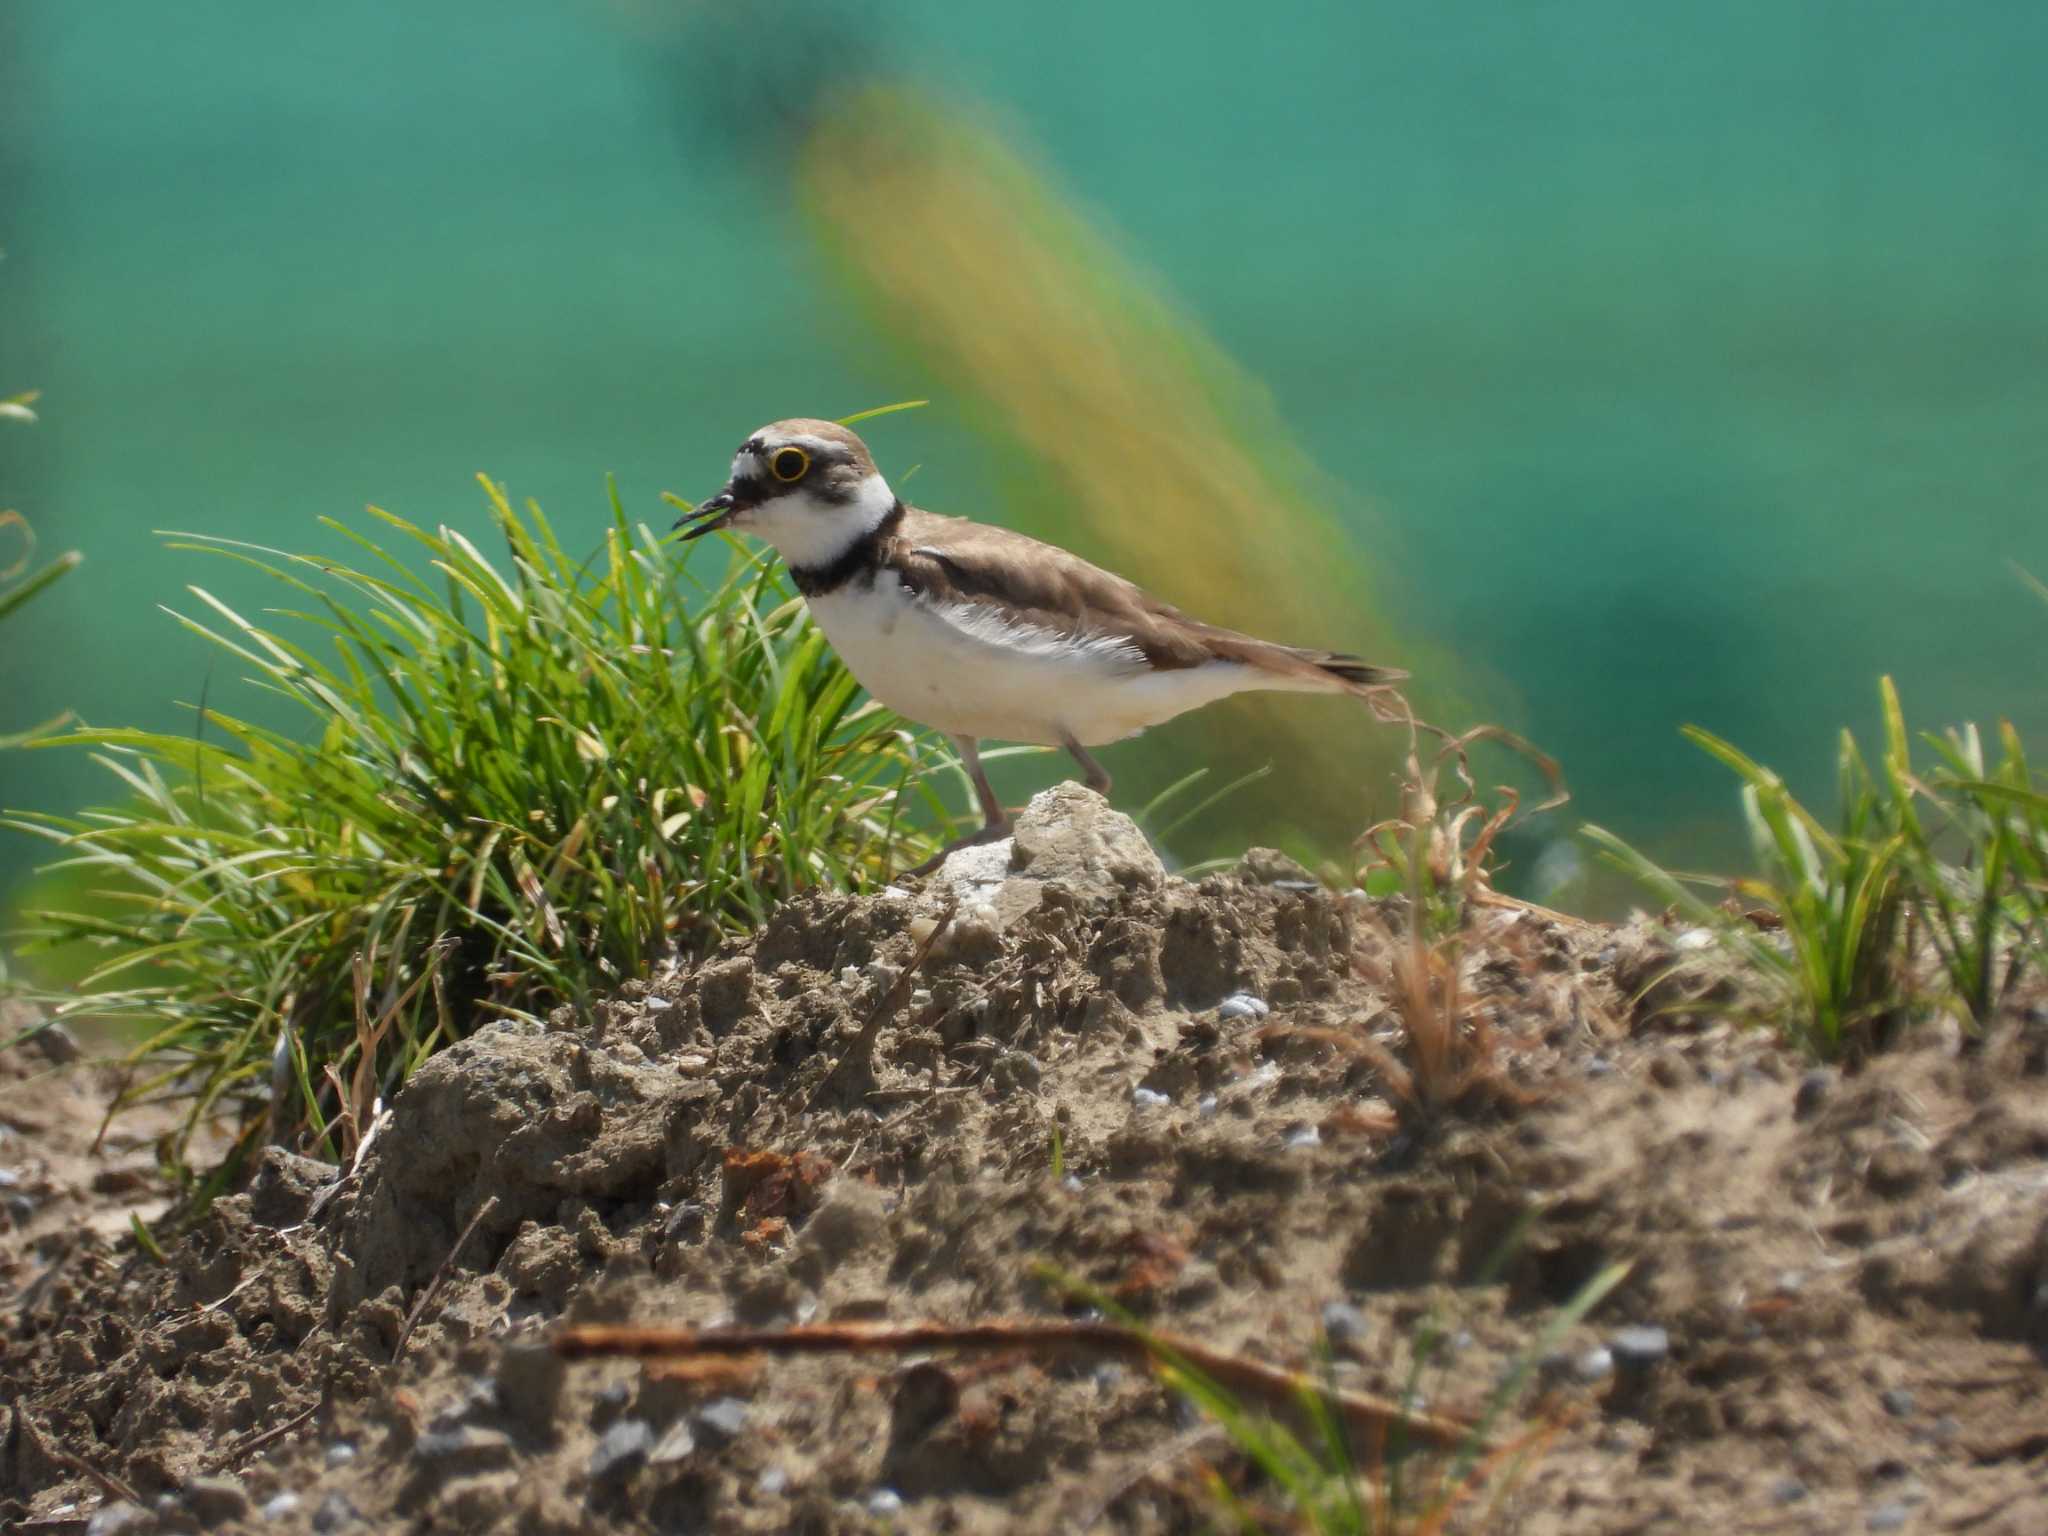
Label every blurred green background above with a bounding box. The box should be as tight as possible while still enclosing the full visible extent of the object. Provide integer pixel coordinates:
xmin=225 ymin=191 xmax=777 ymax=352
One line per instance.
xmin=4 ymin=0 xmax=2046 ymax=910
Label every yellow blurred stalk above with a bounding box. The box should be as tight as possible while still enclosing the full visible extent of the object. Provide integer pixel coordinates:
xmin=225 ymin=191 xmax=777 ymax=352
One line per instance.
xmin=800 ymin=86 xmax=1468 ymax=862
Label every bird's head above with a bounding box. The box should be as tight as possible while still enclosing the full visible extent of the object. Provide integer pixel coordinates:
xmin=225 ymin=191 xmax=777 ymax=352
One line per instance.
xmin=678 ymin=419 xmax=897 ymax=567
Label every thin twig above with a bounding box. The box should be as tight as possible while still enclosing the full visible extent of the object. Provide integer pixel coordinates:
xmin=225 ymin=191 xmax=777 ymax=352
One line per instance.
xmin=12 ymin=1404 xmax=144 ymax=1507
xmin=806 ymin=900 xmax=957 ymax=1111
xmin=201 ymin=1398 xmax=321 ymax=1475
xmin=202 ymin=1273 xmax=263 ymax=1313
xmin=1468 ymin=887 xmax=1599 ymax=929
xmin=307 ymin=1102 xmax=389 ymax=1223
xmin=552 ymin=1317 xmax=1482 ymax=1453
xmin=393 ymin=1195 xmax=498 ymax=1359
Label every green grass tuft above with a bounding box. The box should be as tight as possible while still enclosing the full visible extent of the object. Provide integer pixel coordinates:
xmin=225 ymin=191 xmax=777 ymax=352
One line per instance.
xmin=1587 ymin=671 xmax=2046 ymax=1060
xmin=4 ymin=478 xmax=963 ymax=1174
xmin=1877 ymin=677 xmax=2047 ymax=1024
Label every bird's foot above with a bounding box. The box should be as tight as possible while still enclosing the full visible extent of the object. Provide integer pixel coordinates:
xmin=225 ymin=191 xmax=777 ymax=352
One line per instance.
xmin=900 ymin=818 xmax=1014 ymax=880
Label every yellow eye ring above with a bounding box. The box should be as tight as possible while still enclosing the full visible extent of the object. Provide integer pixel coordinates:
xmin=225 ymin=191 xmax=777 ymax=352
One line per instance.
xmin=769 ymin=445 xmax=810 ymax=483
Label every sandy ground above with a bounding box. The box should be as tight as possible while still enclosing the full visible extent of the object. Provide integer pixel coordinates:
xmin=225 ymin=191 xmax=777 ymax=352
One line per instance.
xmin=4 ymin=788 xmax=2045 ymax=1534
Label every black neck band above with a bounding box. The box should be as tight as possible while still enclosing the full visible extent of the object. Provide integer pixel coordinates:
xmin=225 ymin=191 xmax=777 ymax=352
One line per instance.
xmin=788 ymin=499 xmax=904 ymax=597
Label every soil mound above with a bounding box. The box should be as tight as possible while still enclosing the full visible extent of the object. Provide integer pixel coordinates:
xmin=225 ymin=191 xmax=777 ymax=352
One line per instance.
xmin=5 ymin=788 xmax=2045 ymax=1532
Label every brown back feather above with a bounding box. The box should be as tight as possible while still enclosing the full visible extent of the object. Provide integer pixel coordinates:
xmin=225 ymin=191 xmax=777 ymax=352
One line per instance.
xmin=888 ymin=508 xmax=1405 ymax=691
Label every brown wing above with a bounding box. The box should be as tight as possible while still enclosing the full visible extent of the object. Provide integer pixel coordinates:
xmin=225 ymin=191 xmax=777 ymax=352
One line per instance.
xmin=889 ymin=508 xmax=1406 ymax=689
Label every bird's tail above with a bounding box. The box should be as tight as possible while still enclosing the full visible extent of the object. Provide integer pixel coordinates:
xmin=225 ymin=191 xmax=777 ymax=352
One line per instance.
xmin=1312 ymin=652 xmax=1408 ymax=690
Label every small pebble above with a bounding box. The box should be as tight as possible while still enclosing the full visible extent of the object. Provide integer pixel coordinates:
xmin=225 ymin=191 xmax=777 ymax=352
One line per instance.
xmin=85 ymin=1504 xmax=152 ymax=1536
xmin=756 ymin=1465 xmax=789 ymax=1496
xmin=1771 ymin=1478 xmax=1809 ymax=1505
xmin=1218 ymin=993 xmax=1271 ymax=1021
xmin=448 ymin=1375 xmax=500 ymax=1422
xmin=261 ymin=1493 xmax=303 ymax=1519
xmin=1674 ymin=928 xmax=1715 ymax=952
xmin=312 ymin=1492 xmax=360 ymax=1533
xmin=1061 ymin=1174 xmax=1083 ymax=1194
xmin=650 ymin=1421 xmax=697 ymax=1465
xmin=1880 ymin=1387 xmax=1916 ymax=1419
xmin=324 ymin=1441 xmax=357 ymax=1468
xmin=989 ymin=1050 xmax=1041 ymax=1093
xmin=1609 ymin=1325 xmax=1670 ymax=1367
xmin=1284 ymin=1124 xmax=1321 ymax=1149
xmin=1867 ymin=1503 xmax=1909 ymax=1532
xmin=1574 ymin=1347 xmax=1614 ymax=1380
xmin=867 ymin=1488 xmax=906 ymax=1516
xmin=588 ymin=1418 xmax=654 ymax=1480
xmin=1584 ymin=1055 xmax=1613 ymax=1077
xmin=1197 ymin=1093 xmax=1219 ymax=1118
xmin=695 ymin=1397 xmax=750 ymax=1444
xmin=413 ymin=1424 xmax=513 ymax=1466
xmin=1320 ymin=1301 xmax=1369 ymax=1344
xmin=1132 ymin=1087 xmax=1170 ymax=1109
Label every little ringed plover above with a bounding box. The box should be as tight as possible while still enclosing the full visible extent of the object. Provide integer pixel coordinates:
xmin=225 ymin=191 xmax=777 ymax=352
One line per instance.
xmin=680 ymin=419 xmax=1405 ymax=864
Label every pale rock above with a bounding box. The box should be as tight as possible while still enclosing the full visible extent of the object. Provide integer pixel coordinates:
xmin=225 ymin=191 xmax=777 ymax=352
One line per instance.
xmin=931 ymin=785 xmax=1163 ymax=933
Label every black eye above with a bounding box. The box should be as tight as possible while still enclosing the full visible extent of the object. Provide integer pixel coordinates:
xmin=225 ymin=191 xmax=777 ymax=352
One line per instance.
xmin=769 ymin=446 xmax=810 ymax=483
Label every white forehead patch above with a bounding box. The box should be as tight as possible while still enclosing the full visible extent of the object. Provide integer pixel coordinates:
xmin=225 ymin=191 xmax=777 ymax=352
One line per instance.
xmin=773 ymin=434 xmax=839 ymax=458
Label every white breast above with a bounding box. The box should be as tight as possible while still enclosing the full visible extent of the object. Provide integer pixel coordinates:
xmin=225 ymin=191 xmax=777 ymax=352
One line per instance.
xmin=805 ymin=574 xmax=1279 ymax=746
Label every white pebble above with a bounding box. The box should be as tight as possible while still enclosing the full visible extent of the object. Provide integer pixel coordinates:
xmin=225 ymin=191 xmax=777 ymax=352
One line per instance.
xmin=1218 ymin=993 xmax=1271 ymax=1021
xmin=1132 ymin=1087 xmax=1171 ymax=1109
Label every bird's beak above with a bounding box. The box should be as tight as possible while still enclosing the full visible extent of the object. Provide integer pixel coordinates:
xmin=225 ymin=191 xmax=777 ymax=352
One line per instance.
xmin=675 ymin=489 xmax=738 ymax=541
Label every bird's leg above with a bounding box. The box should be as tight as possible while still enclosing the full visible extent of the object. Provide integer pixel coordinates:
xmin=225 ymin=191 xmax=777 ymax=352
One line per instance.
xmin=1062 ymin=735 xmax=1113 ymax=797
xmin=903 ymin=736 xmax=1012 ymax=878
xmin=958 ymin=735 xmax=1009 ymax=833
